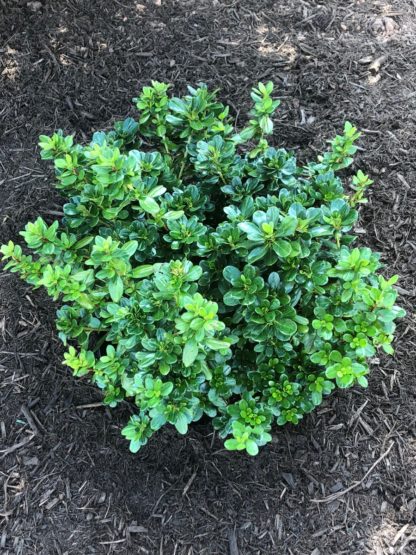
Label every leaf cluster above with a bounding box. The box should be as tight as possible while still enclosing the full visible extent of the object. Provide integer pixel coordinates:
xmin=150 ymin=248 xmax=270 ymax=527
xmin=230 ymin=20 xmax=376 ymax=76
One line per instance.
xmin=1 ymin=81 xmax=405 ymax=455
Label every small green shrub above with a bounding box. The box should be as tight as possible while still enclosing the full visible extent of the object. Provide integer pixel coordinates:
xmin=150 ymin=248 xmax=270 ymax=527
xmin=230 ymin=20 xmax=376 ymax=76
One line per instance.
xmin=1 ymin=82 xmax=405 ymax=455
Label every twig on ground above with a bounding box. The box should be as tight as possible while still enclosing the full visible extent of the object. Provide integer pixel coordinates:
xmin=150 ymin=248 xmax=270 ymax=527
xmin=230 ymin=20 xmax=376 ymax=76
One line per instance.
xmin=182 ymin=470 xmax=197 ymax=497
xmin=74 ymin=402 xmax=103 ymax=410
xmin=20 ymin=404 xmax=40 ymax=435
xmin=0 ymin=433 xmax=35 ymax=459
xmin=312 ymin=441 xmax=394 ymax=504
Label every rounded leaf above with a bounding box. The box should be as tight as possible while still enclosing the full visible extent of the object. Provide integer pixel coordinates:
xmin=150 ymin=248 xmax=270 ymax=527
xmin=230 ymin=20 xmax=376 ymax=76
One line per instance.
xmin=277 ymin=318 xmax=297 ymax=337
xmin=223 ymin=265 xmax=241 ymax=285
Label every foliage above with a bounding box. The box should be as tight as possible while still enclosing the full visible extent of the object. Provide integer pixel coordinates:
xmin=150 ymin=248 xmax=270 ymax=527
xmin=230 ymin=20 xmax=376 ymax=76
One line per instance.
xmin=1 ymin=81 xmax=405 ymax=455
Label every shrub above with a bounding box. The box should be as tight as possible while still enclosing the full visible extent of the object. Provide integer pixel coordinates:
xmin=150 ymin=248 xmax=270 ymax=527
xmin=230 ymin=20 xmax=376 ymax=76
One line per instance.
xmin=1 ymin=82 xmax=405 ymax=455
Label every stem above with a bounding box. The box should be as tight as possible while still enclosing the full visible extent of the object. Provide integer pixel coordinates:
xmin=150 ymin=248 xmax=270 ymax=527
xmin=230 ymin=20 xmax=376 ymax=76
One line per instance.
xmin=162 ymin=138 xmax=170 ymax=155
xmin=178 ymin=137 xmax=192 ymax=181
xmin=178 ymin=158 xmax=187 ymax=181
xmin=218 ymin=171 xmax=227 ymax=185
xmin=92 ymin=333 xmax=108 ymax=353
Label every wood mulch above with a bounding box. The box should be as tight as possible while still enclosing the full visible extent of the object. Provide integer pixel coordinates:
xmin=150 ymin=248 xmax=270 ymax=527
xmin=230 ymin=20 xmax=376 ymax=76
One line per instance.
xmin=1 ymin=0 xmax=416 ymax=553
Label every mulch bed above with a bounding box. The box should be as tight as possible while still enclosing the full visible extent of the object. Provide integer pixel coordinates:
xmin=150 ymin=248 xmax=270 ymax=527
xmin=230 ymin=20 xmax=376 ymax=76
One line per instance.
xmin=1 ymin=0 xmax=416 ymax=553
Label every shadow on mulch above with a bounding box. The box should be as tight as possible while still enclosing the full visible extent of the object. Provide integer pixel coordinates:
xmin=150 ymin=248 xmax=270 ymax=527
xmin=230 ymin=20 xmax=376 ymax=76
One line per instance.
xmin=1 ymin=0 xmax=416 ymax=553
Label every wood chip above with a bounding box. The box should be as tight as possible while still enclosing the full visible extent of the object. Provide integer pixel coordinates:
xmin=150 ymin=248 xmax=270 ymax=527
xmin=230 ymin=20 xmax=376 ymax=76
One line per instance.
xmin=182 ymin=471 xmax=197 ymax=497
xmin=127 ymin=525 xmax=148 ymax=534
xmin=392 ymin=524 xmax=410 ymax=546
xmin=228 ymin=529 xmax=239 ymax=555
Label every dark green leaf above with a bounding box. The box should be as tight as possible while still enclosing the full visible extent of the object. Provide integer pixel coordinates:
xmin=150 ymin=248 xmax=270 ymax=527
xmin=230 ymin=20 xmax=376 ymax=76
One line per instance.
xmin=247 ymin=245 xmax=268 ymax=263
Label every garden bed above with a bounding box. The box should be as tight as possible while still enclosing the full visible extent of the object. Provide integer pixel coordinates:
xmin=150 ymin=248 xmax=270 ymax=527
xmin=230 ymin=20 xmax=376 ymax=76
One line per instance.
xmin=1 ymin=0 xmax=416 ymax=553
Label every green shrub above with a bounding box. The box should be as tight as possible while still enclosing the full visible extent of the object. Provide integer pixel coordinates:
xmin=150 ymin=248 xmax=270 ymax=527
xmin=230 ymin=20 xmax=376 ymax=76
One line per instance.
xmin=1 ymin=81 xmax=405 ymax=455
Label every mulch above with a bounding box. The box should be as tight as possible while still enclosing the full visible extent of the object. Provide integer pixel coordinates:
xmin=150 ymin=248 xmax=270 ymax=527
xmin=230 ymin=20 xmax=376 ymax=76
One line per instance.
xmin=1 ymin=0 xmax=416 ymax=553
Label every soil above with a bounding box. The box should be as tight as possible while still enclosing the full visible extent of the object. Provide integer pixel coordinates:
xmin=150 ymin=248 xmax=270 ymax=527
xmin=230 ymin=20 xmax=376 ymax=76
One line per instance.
xmin=1 ymin=0 xmax=416 ymax=553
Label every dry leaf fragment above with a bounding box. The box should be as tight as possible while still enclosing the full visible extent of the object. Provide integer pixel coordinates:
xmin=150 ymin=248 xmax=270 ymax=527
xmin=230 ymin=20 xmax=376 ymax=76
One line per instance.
xmin=369 ymin=55 xmax=387 ymax=74
xmin=371 ymin=16 xmax=399 ymax=37
xmin=358 ymin=55 xmax=373 ymax=65
xmin=27 ymin=1 xmax=42 ymax=11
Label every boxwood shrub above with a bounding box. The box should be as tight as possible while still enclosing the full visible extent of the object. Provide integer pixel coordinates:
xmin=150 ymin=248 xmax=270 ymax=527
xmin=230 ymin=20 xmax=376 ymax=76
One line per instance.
xmin=1 ymin=82 xmax=405 ymax=455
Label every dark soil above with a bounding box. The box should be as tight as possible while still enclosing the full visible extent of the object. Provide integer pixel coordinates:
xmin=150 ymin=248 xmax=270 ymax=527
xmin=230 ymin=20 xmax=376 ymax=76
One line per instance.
xmin=1 ymin=0 xmax=416 ymax=553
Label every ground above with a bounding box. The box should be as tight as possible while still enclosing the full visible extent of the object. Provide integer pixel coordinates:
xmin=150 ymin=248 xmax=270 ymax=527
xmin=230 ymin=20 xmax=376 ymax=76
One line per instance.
xmin=1 ymin=0 xmax=416 ymax=553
